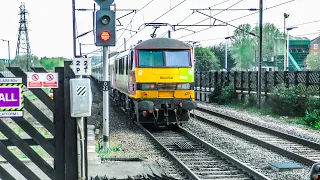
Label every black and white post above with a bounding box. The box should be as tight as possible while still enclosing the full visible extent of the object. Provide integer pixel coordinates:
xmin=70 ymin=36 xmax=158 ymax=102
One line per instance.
xmin=103 ymin=47 xmax=110 ymax=150
xmin=93 ymin=0 xmax=116 ymax=150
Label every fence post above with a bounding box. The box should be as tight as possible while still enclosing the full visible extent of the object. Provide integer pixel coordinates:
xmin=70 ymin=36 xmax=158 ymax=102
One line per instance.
xmin=248 ymin=71 xmax=251 ymax=95
xmin=54 ymin=67 xmax=66 ymax=180
xmin=208 ymin=71 xmax=212 ymax=92
xmin=306 ymin=71 xmax=310 ymax=88
xmin=214 ymin=71 xmax=218 ymax=88
xmin=226 ymin=71 xmax=230 ymax=86
xmin=64 ymin=61 xmax=77 ymax=179
xmin=199 ymin=71 xmax=202 ymax=101
xmin=284 ymin=71 xmax=289 ymax=88
xmin=240 ymin=71 xmax=244 ymax=94
xmin=220 ymin=71 xmax=224 ymax=87
xmin=233 ymin=71 xmax=237 ymax=91
xmin=194 ymin=72 xmax=199 ymax=101
xmin=255 ymin=71 xmax=258 ymax=93
xmin=264 ymin=71 xmax=268 ymax=99
xmin=294 ymin=71 xmax=299 ymax=86
xmin=274 ymin=71 xmax=278 ymax=87
xmin=204 ymin=72 xmax=207 ymax=102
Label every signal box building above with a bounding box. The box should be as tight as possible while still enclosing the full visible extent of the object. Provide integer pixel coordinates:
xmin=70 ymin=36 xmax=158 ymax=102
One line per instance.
xmin=254 ymin=36 xmax=310 ymax=71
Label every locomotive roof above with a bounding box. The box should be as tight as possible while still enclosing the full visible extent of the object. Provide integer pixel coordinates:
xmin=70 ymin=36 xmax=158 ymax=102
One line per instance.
xmin=134 ymin=38 xmax=191 ymax=50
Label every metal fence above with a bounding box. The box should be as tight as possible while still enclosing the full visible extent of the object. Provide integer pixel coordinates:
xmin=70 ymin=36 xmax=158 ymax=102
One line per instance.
xmin=195 ymin=71 xmax=320 ymax=99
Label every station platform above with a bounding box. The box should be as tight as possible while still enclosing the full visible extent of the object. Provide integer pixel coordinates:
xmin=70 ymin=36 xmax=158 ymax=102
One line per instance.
xmin=87 ymin=126 xmax=171 ymax=180
xmin=89 ymin=159 xmax=170 ymax=179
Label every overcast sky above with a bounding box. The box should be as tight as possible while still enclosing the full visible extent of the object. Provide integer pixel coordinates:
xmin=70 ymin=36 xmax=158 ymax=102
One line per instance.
xmin=0 ymin=0 xmax=319 ymax=59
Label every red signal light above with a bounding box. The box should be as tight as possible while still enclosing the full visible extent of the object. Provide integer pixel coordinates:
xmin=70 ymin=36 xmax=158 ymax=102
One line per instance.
xmin=100 ymin=31 xmax=111 ymax=41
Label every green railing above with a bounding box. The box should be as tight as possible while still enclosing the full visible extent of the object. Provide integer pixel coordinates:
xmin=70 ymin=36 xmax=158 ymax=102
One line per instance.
xmin=288 ymin=52 xmax=302 ymax=71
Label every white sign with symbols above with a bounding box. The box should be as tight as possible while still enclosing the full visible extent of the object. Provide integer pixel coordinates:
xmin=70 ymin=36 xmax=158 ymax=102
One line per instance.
xmin=26 ymin=72 xmax=59 ymax=89
xmin=70 ymin=58 xmax=92 ymax=76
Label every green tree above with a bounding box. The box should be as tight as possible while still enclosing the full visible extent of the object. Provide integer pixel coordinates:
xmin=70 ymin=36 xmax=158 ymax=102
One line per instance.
xmin=208 ymin=43 xmax=235 ymax=70
xmin=306 ymin=54 xmax=320 ymax=70
xmin=195 ymin=47 xmax=220 ymax=71
xmin=40 ymin=57 xmax=65 ymax=71
xmin=11 ymin=55 xmax=41 ymax=71
xmin=230 ymin=23 xmax=283 ymax=70
xmin=230 ymin=24 xmax=256 ymax=70
xmin=252 ymin=23 xmax=283 ymax=57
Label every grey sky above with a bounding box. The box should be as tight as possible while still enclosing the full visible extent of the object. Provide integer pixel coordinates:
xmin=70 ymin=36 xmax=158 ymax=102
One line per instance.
xmin=0 ymin=0 xmax=319 ymax=59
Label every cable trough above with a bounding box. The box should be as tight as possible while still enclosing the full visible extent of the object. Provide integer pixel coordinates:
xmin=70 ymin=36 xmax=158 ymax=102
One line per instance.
xmin=195 ymin=106 xmax=320 ymax=166
xmin=135 ymin=123 xmax=270 ymax=180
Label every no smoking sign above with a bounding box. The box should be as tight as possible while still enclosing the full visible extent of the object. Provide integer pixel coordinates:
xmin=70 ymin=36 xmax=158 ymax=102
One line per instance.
xmin=32 ymin=74 xmax=39 ymax=81
xmin=27 ymin=72 xmax=59 ymax=89
xmin=47 ymin=74 xmax=54 ymax=81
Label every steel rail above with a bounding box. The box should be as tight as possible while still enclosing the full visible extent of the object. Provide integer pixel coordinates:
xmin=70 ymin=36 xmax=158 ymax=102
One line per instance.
xmin=194 ymin=106 xmax=320 ymax=166
xmin=197 ymin=106 xmax=320 ymax=150
xmin=134 ymin=122 xmax=200 ymax=180
xmin=178 ymin=127 xmax=271 ymax=180
xmin=135 ymin=122 xmax=270 ymax=180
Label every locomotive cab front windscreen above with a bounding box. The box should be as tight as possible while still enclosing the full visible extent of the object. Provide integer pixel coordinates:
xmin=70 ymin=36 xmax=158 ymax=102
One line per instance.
xmin=134 ymin=48 xmax=195 ymax=103
xmin=135 ymin=49 xmax=194 ymax=84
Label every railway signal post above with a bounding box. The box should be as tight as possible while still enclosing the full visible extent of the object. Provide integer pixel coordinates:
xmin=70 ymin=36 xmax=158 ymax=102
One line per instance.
xmin=94 ymin=0 xmax=116 ymax=150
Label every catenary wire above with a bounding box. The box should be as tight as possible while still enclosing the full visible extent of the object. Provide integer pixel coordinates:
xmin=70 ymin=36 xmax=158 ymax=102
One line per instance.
xmin=177 ymin=0 xmax=296 ymax=40
xmin=175 ymin=0 xmax=245 ymax=32
xmin=115 ymin=0 xmax=188 ymax=51
xmin=116 ymin=0 xmax=156 ymax=42
xmin=160 ymin=0 xmax=234 ymax=37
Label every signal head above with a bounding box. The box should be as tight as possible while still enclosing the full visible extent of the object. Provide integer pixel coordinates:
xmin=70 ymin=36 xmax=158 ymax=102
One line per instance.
xmin=95 ymin=10 xmax=116 ymax=46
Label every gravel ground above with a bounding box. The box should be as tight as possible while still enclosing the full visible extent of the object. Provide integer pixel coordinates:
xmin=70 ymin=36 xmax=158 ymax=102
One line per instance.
xmin=87 ymin=81 xmax=186 ymax=179
xmin=181 ymin=118 xmax=311 ymax=180
xmin=197 ymin=101 xmax=320 ymax=143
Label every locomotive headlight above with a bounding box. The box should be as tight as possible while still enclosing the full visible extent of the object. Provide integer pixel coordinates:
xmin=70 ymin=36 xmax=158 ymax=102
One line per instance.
xmin=176 ymin=83 xmax=190 ymax=90
xmin=141 ymin=84 xmax=156 ymax=90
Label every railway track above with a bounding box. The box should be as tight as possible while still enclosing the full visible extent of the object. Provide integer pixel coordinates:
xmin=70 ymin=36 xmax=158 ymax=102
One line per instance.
xmin=194 ymin=105 xmax=320 ymax=166
xmin=135 ymin=123 xmax=270 ymax=180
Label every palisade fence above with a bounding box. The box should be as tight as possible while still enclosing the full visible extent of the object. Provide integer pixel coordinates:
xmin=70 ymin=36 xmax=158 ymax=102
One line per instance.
xmin=194 ymin=71 xmax=320 ymax=102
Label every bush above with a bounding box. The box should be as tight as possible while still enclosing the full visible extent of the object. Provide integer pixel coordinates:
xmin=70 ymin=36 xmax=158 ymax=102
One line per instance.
xmin=270 ymin=84 xmax=310 ymax=117
xmin=208 ymin=84 xmax=237 ymax=105
xmin=306 ymin=97 xmax=320 ymax=113
xmin=302 ymin=110 xmax=320 ymax=129
xmin=220 ymin=84 xmax=237 ymax=104
xmin=247 ymin=93 xmax=257 ymax=107
xmin=208 ymin=84 xmax=222 ymax=103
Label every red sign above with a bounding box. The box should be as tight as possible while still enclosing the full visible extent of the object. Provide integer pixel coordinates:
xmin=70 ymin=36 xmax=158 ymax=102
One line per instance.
xmin=43 ymin=81 xmax=57 ymax=88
